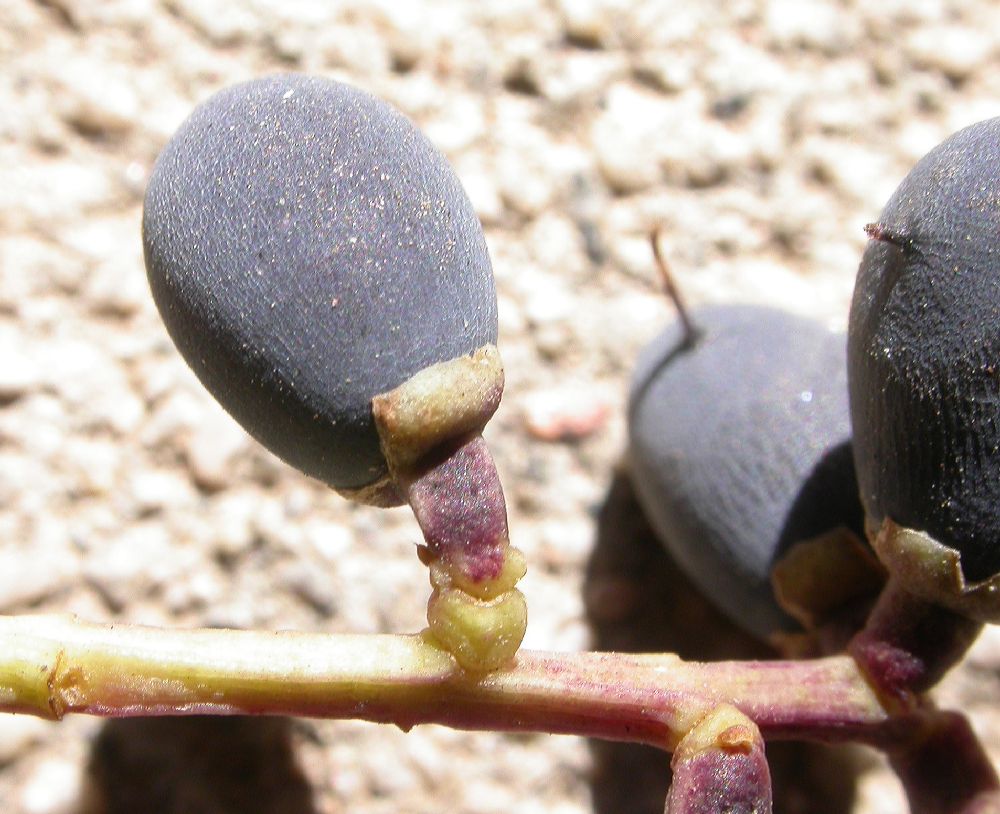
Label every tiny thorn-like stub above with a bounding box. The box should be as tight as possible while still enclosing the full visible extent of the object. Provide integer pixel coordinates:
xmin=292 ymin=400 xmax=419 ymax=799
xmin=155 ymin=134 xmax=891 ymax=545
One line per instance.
xmin=650 ymin=229 xmax=700 ymax=348
xmin=870 ymin=518 xmax=1000 ymax=624
xmin=673 ymin=705 xmax=760 ymax=762
xmin=864 ymin=222 xmax=910 ymax=249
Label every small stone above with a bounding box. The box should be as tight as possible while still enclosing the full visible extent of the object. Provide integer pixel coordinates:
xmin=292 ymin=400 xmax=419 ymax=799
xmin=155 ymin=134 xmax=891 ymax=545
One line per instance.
xmin=0 ymin=237 xmax=62 ymax=310
xmin=83 ymin=522 xmax=174 ymax=610
xmin=0 ymin=340 xmax=41 ymax=404
xmin=60 ymin=437 xmax=121 ymax=496
xmin=516 ymin=271 xmax=574 ymax=358
xmin=163 ymin=565 xmax=223 ymax=614
xmin=83 ymin=256 xmax=149 ymax=317
xmin=591 ymin=85 xmax=667 ymax=193
xmin=420 ymin=93 xmax=485 ymax=154
xmin=541 ymin=52 xmax=622 ymax=105
xmin=183 ymin=402 xmax=251 ymax=491
xmin=454 ymin=161 xmax=504 ymax=225
xmin=279 ymin=560 xmax=338 ymax=617
xmin=906 ymin=24 xmax=994 ymax=82
xmin=701 ymin=33 xmax=783 ymax=111
xmin=632 ymin=52 xmax=695 ymax=93
xmin=0 ymin=546 xmax=77 ymax=612
xmin=497 ymin=149 xmax=556 ymax=218
xmin=317 ymin=24 xmax=391 ymax=76
xmin=165 ymin=0 xmax=259 ymax=44
xmin=658 ymin=117 xmax=748 ymax=188
xmin=129 ymin=467 xmax=197 ymax=514
xmin=0 ymin=715 xmax=52 ymax=765
xmin=360 ymin=735 xmax=423 ymax=797
xmin=20 ymin=758 xmax=83 ymax=814
xmin=523 ymin=213 xmax=589 ymax=281
xmin=0 ymin=161 xmax=118 ymax=230
xmin=303 ymin=519 xmax=354 ymax=562
xmin=557 ymin=0 xmax=622 ymax=48
xmin=765 ymin=0 xmax=859 ymax=54
xmin=209 ymin=490 xmax=259 ymax=559
xmin=38 ymin=334 xmax=110 ymax=407
xmin=51 ymin=56 xmax=140 ymax=136
xmin=801 ymin=136 xmax=892 ymax=205
xmin=521 ymin=385 xmax=610 ymax=441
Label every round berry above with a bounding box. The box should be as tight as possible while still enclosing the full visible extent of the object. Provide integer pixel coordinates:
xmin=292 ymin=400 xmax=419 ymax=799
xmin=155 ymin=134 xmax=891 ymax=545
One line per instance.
xmin=848 ymin=116 xmax=1000 ymax=583
xmin=629 ymin=305 xmax=863 ymax=639
xmin=143 ymin=75 xmax=497 ymax=492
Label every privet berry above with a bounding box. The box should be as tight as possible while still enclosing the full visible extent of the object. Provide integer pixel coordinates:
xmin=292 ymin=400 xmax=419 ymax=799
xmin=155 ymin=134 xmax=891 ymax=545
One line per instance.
xmin=142 ymin=74 xmax=498 ymax=497
xmin=143 ymin=74 xmax=526 ymax=671
xmin=629 ymin=305 xmax=865 ymax=640
xmin=848 ymin=117 xmax=1000 ymax=593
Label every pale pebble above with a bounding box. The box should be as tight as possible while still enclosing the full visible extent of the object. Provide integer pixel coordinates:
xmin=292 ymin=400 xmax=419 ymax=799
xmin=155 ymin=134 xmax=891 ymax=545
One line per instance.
xmin=520 ymin=384 xmax=611 ymax=442
xmin=454 ymin=161 xmax=504 ymax=225
xmin=765 ymin=0 xmax=860 ymax=54
xmin=83 ymin=522 xmax=174 ymax=609
xmin=557 ymin=0 xmax=624 ymax=48
xmin=166 ymin=0 xmax=260 ymax=44
xmin=128 ymin=467 xmax=197 ymax=514
xmin=591 ymin=85 xmax=667 ymax=193
xmin=52 ymin=56 xmax=140 ymax=135
xmin=183 ymin=404 xmax=250 ymax=491
xmin=906 ymin=24 xmax=994 ymax=81
xmin=20 ymin=758 xmax=83 ymax=814
xmin=0 ymin=716 xmax=52 ymax=765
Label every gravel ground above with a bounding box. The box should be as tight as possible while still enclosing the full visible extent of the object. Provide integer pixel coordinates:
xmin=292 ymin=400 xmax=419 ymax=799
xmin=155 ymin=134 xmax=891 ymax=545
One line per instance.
xmin=4 ymin=1 xmax=1000 ymax=812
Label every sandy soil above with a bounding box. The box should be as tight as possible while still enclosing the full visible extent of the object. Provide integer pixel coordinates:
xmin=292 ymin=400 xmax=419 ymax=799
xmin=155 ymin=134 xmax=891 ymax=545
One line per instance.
xmin=3 ymin=1 xmax=1000 ymax=812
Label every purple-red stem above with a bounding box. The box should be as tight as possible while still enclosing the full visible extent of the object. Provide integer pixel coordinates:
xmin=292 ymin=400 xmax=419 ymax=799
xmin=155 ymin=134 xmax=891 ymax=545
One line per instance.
xmin=0 ymin=617 xmax=900 ymax=749
xmin=405 ymin=434 xmax=508 ymax=582
xmin=849 ymin=579 xmax=983 ymax=706
xmin=890 ymin=711 xmax=1000 ymax=814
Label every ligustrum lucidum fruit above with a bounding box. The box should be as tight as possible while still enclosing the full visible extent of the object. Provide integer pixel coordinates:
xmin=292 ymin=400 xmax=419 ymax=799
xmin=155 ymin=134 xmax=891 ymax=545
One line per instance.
xmin=143 ymin=74 xmax=498 ymax=503
xmin=144 ymin=74 xmax=525 ymax=670
xmin=848 ymin=116 xmax=1000 ymax=621
xmin=629 ymin=304 xmax=869 ymax=641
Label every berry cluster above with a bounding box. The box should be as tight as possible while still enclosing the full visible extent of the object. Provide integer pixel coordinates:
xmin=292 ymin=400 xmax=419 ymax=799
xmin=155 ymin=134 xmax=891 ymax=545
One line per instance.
xmin=143 ymin=73 xmax=1000 ymax=812
xmin=4 ymin=73 xmax=999 ymax=814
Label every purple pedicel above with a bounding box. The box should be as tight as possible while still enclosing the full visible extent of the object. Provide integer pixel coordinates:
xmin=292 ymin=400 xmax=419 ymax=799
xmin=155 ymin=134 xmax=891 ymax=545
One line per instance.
xmin=405 ymin=435 xmax=509 ymax=583
xmin=890 ymin=711 xmax=1000 ymax=814
xmin=666 ymin=731 xmax=772 ymax=814
xmin=848 ymin=581 xmax=982 ymax=704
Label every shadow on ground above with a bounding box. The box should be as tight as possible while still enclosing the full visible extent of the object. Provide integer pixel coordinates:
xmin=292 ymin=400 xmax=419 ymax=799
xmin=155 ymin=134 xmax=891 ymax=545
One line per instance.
xmin=79 ymin=716 xmax=318 ymax=814
xmin=584 ymin=468 xmax=867 ymax=814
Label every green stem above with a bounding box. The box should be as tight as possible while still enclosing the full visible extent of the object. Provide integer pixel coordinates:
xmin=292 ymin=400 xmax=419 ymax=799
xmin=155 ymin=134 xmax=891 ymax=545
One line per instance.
xmin=0 ymin=614 xmax=895 ymax=750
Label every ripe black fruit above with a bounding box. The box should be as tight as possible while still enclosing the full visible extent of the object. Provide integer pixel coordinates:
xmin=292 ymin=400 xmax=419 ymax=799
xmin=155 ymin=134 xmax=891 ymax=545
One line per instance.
xmin=143 ymin=74 xmax=497 ymax=492
xmin=848 ymin=117 xmax=1000 ymax=583
xmin=629 ymin=306 xmax=864 ymax=639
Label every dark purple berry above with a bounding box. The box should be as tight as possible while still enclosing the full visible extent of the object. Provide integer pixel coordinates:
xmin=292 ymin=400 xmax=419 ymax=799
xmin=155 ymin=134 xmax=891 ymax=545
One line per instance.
xmin=629 ymin=305 xmax=863 ymax=639
xmin=143 ymin=75 xmax=497 ymax=491
xmin=848 ymin=117 xmax=1000 ymax=583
